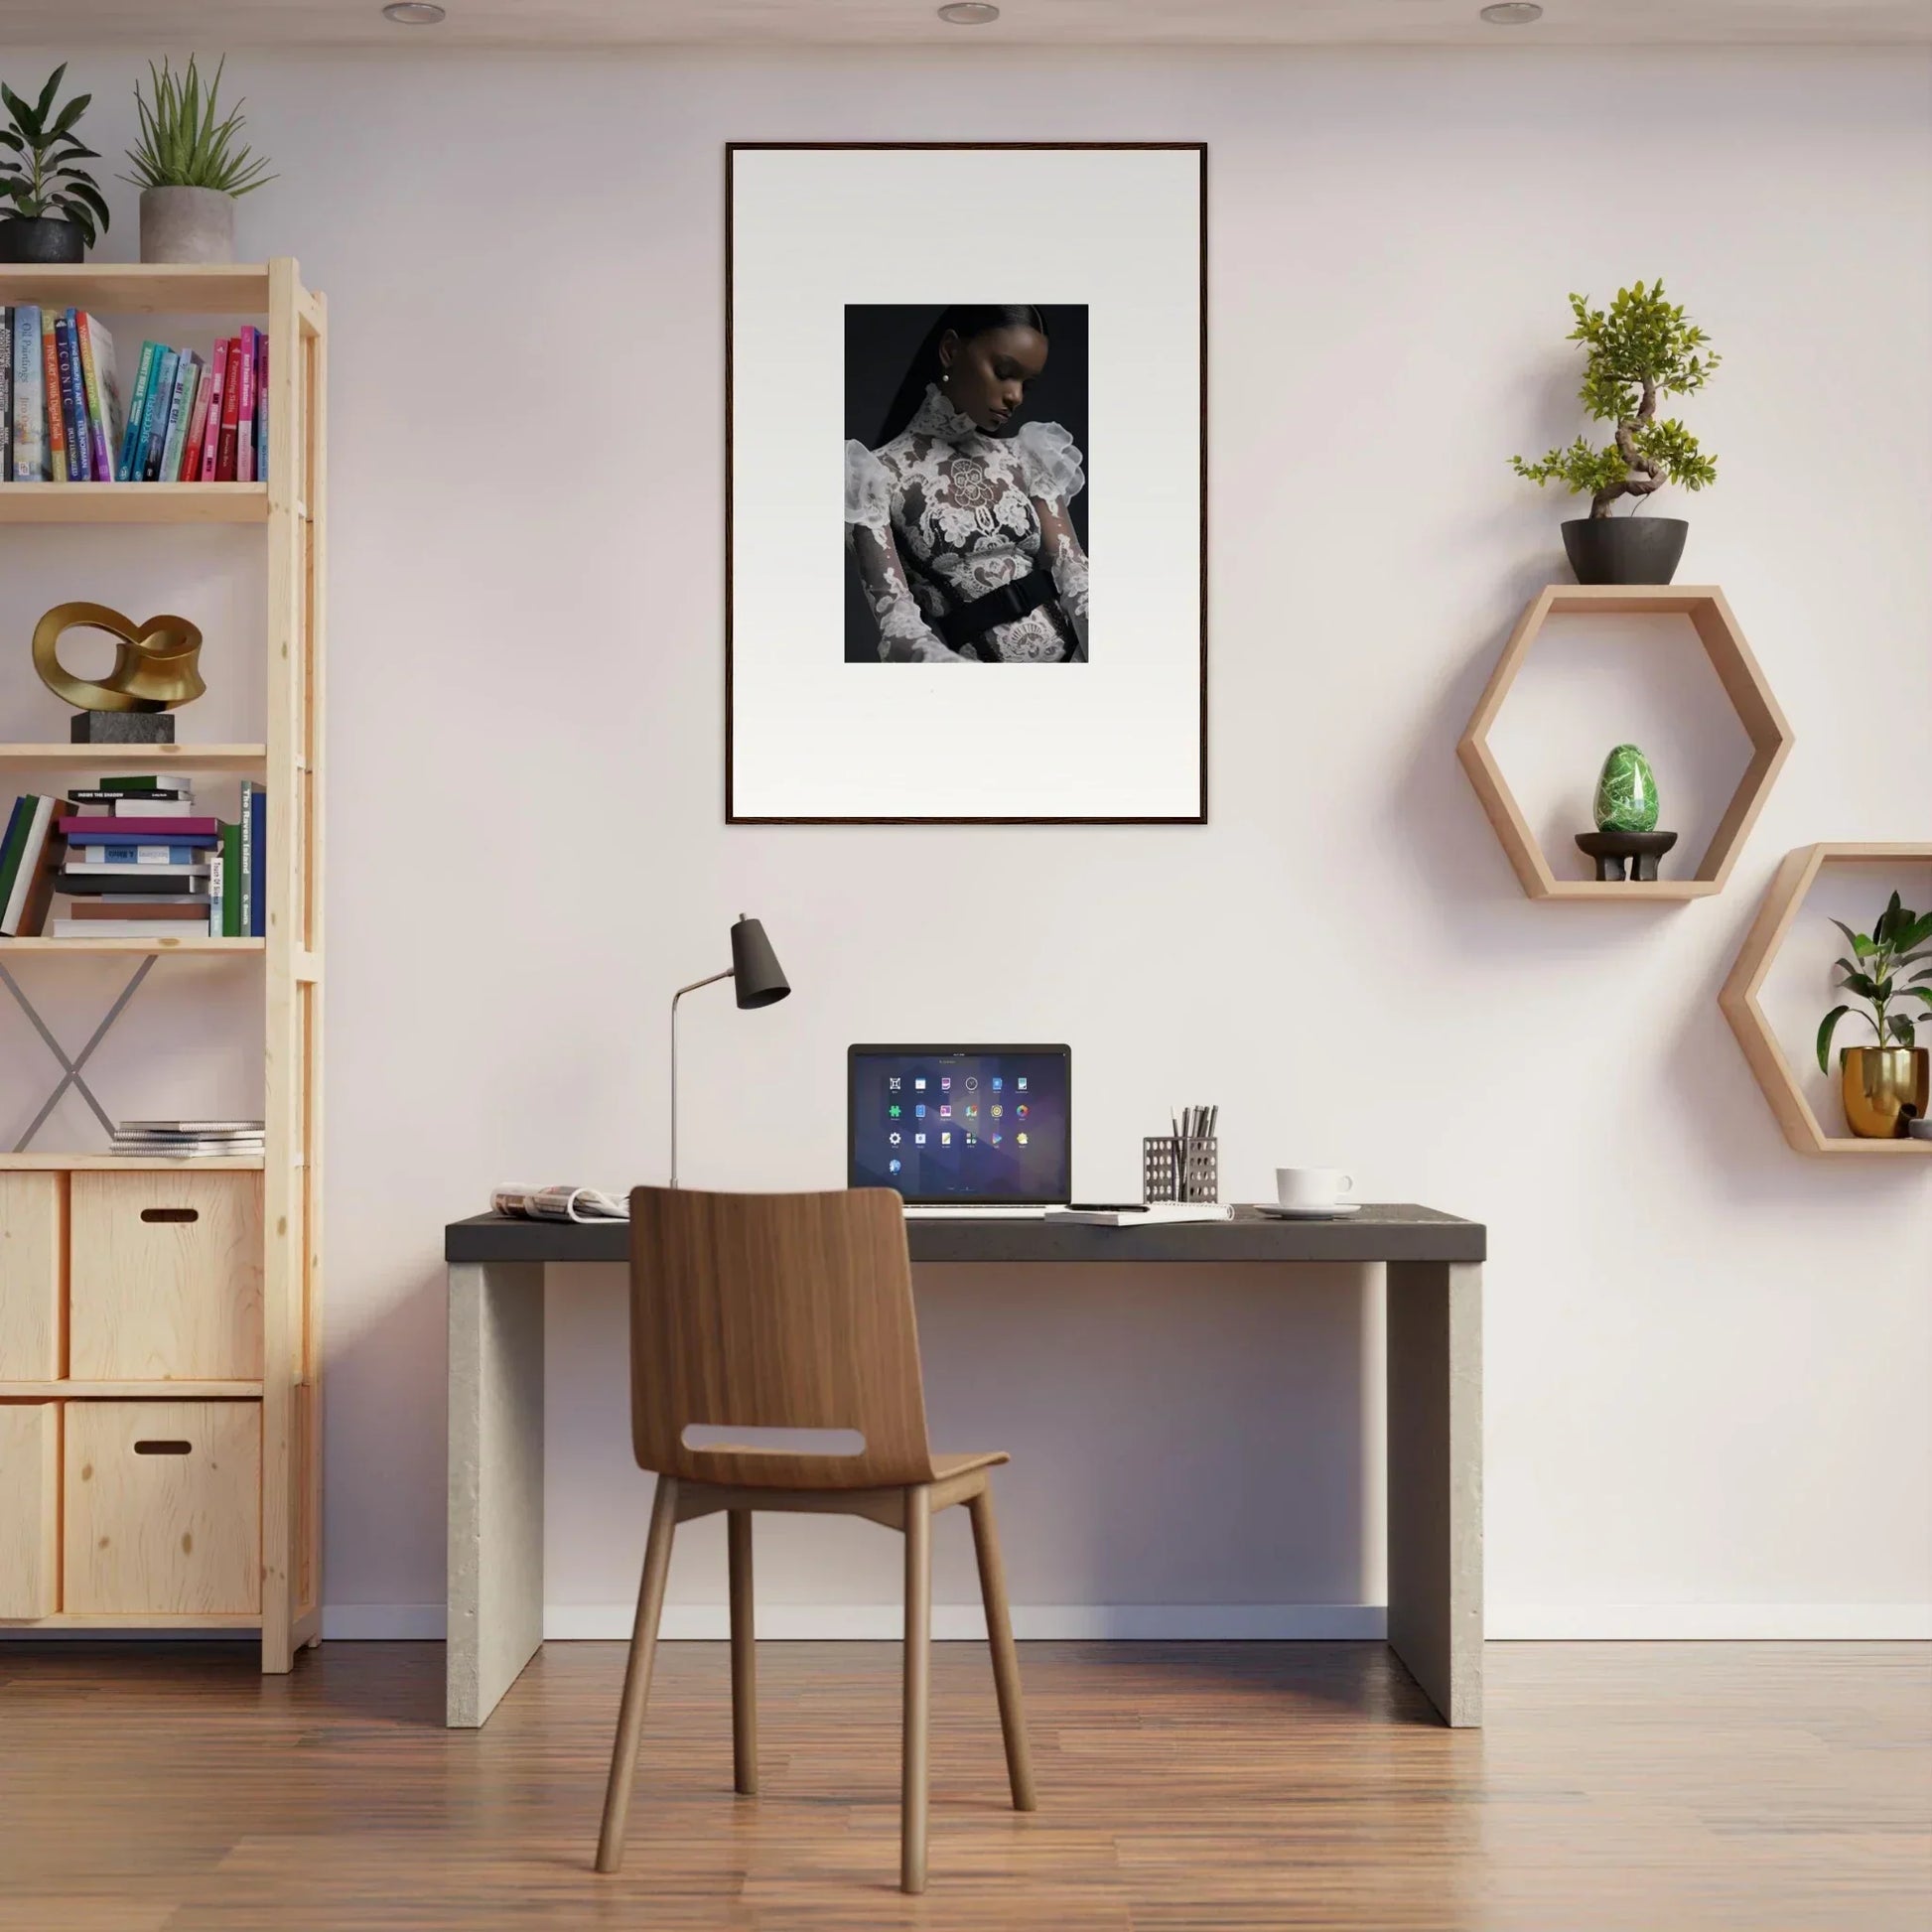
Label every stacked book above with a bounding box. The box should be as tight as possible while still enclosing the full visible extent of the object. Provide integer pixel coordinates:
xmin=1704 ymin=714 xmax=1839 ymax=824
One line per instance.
xmin=2 ymin=307 xmax=267 ymax=484
xmin=112 ymin=1119 xmax=265 ymax=1160
xmin=0 ymin=790 xmax=61 ymax=936
xmin=0 ymin=775 xmax=266 ymax=938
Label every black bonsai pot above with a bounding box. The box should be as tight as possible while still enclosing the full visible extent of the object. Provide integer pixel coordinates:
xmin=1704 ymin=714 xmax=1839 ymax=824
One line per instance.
xmin=1562 ymin=516 xmax=1688 ymax=586
xmin=0 ymin=215 xmax=85 ymax=264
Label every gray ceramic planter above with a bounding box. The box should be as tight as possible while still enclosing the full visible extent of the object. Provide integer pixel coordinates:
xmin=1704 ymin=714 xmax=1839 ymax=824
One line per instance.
xmin=139 ymin=186 xmax=236 ymax=265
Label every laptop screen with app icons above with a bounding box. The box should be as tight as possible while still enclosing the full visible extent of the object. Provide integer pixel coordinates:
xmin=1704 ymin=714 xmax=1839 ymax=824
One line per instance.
xmin=848 ymin=1044 xmax=1071 ymax=1204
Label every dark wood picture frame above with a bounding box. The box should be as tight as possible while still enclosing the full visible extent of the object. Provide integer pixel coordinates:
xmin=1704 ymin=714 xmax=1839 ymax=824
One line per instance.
xmin=725 ymin=141 xmax=1208 ymax=826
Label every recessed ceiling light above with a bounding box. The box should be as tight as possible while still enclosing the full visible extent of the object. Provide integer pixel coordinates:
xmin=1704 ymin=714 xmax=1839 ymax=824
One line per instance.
xmin=938 ymin=2 xmax=1001 ymax=23
xmin=1479 ymin=2 xmax=1544 ymax=22
xmin=382 ymin=2 xmax=447 ymax=22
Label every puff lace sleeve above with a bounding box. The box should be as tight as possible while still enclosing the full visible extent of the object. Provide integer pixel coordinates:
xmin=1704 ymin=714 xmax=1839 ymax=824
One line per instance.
xmin=843 ymin=440 xmax=968 ymax=664
xmin=844 ymin=440 xmax=893 ymax=532
xmin=1013 ymin=422 xmax=1089 ymax=653
xmin=1012 ymin=422 xmax=1086 ymax=508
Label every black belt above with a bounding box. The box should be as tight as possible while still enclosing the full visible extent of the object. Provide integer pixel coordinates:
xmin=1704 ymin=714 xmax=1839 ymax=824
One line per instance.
xmin=936 ymin=566 xmax=1058 ymax=651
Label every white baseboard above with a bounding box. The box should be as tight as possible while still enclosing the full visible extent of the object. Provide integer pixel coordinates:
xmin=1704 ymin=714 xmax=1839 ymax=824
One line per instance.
xmin=585 ymin=1603 xmax=1388 ymax=1641
xmin=316 ymin=1603 xmax=1384 ymax=1642
xmin=313 ymin=1601 xmax=1932 ymax=1643
xmin=14 ymin=1602 xmax=1922 ymax=1645
xmin=1488 ymin=1603 xmax=1932 ymax=1640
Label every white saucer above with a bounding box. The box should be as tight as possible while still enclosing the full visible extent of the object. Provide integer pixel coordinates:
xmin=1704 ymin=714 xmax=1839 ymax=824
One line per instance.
xmin=1250 ymin=1201 xmax=1362 ymax=1219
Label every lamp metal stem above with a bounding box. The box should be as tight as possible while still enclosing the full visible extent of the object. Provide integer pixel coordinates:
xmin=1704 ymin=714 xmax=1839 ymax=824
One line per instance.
xmin=669 ymin=968 xmax=734 ymax=1187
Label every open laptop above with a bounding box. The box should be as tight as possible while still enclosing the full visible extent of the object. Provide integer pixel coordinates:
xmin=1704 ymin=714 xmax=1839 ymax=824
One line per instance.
xmin=848 ymin=1044 xmax=1072 ymax=1216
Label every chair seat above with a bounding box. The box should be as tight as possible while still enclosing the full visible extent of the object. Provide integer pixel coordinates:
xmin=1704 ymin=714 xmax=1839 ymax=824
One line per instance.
xmin=676 ymin=1450 xmax=1009 ymax=1512
xmin=672 ymin=1452 xmax=1011 ymax=1533
xmin=670 ymin=1448 xmax=1009 ymax=1489
xmin=930 ymin=1450 xmax=1009 ymax=1481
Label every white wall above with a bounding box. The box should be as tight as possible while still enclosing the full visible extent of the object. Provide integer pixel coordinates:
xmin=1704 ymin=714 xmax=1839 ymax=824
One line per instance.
xmin=2 ymin=45 xmax=1926 ymax=1640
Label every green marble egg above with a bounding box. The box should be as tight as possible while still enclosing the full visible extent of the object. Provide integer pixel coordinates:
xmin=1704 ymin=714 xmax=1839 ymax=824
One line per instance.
xmin=1593 ymin=744 xmax=1660 ymax=833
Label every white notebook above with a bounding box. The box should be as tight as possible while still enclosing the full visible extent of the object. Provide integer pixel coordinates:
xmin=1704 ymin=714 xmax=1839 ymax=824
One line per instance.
xmin=1042 ymin=1204 xmax=1231 ymax=1227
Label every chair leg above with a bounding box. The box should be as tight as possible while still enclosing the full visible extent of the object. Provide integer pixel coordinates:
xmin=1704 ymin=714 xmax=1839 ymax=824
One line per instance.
xmin=595 ymin=1474 xmax=680 ymax=1873
xmin=968 ymin=1485 xmax=1037 ymax=1812
xmin=728 ymin=1508 xmax=758 ymax=1796
xmin=901 ymin=1483 xmax=932 ymax=1895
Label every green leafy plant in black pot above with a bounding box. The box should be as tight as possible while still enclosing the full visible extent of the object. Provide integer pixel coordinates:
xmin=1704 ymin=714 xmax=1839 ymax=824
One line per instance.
xmin=1511 ymin=281 xmax=1718 ymax=586
xmin=1817 ymin=893 xmax=1932 ymax=1140
xmin=0 ymin=66 xmax=109 ymax=263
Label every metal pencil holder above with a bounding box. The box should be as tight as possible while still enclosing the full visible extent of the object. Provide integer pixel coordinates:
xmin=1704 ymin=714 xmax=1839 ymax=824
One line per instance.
xmin=1143 ymin=1135 xmax=1219 ymax=1205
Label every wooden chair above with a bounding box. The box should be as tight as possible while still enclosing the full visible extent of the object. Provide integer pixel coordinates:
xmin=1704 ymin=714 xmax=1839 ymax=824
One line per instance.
xmin=595 ymin=1185 xmax=1036 ymax=1894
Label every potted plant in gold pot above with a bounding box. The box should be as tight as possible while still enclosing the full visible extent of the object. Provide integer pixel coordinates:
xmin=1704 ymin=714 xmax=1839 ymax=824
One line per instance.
xmin=1817 ymin=893 xmax=1932 ymax=1138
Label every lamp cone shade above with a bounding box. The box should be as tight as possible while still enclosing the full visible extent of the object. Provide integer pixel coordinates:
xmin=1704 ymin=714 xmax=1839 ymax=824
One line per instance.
xmin=730 ymin=915 xmax=790 ymax=1009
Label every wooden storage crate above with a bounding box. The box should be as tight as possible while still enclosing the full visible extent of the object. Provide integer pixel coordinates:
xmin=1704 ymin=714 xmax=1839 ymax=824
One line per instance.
xmin=64 ymin=1401 xmax=261 ymax=1615
xmin=68 ymin=1172 xmax=263 ymax=1382
xmin=0 ymin=1403 xmax=59 ymax=1618
xmin=0 ymin=1173 xmax=65 ymax=1380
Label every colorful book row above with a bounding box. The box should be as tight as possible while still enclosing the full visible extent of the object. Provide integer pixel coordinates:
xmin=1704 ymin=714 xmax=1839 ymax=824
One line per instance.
xmin=1 ymin=308 xmax=267 ymax=484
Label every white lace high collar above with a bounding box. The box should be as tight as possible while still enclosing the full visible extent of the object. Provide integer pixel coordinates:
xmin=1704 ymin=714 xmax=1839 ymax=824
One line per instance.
xmin=905 ymin=382 xmax=983 ymax=444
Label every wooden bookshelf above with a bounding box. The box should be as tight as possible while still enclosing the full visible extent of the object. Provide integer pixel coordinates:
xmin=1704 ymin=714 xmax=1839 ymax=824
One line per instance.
xmin=0 ymin=483 xmax=267 ymax=524
xmin=0 ymin=744 xmax=267 ymax=769
xmin=0 ymin=1153 xmax=267 ymax=1171
xmin=0 ymin=936 xmax=266 ymax=954
xmin=0 ymin=264 xmax=273 ymax=314
xmin=0 ymin=260 xmax=326 ymax=1672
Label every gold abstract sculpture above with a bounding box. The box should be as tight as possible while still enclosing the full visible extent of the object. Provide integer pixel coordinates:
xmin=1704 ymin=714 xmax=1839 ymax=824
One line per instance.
xmin=33 ymin=602 xmax=206 ymax=713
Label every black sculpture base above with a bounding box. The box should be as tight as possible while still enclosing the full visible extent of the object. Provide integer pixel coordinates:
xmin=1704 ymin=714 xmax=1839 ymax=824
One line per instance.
xmin=1576 ymin=829 xmax=1679 ymax=882
xmin=70 ymin=711 xmax=174 ymax=744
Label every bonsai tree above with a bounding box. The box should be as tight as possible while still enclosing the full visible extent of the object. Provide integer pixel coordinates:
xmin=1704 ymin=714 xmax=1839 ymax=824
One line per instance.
xmin=122 ymin=57 xmax=275 ymax=200
xmin=1512 ymin=281 xmax=1718 ymax=518
xmin=0 ymin=65 xmax=110 ymax=246
xmin=1817 ymin=892 xmax=1932 ymax=1072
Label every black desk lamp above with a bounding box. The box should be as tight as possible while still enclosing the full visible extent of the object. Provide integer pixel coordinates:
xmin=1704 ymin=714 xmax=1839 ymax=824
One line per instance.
xmin=668 ymin=914 xmax=790 ymax=1186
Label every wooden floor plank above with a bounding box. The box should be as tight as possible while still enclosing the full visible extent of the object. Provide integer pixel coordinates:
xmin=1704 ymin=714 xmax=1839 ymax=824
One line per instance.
xmin=0 ymin=1640 xmax=1925 ymax=1930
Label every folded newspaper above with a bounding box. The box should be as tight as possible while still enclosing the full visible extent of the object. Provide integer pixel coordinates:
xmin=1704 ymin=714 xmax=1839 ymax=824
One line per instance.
xmin=490 ymin=1184 xmax=630 ymax=1224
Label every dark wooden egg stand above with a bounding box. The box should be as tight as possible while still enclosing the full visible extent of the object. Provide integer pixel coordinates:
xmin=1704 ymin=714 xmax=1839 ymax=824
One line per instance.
xmin=1575 ymin=829 xmax=1679 ymax=883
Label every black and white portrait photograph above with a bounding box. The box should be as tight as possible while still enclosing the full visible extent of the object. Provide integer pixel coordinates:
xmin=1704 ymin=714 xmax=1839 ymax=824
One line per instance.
xmin=843 ymin=305 xmax=1090 ymax=665
xmin=728 ymin=143 xmax=1204 ymax=822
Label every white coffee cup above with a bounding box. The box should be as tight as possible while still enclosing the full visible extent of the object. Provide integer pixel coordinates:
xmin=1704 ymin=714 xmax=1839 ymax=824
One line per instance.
xmin=1276 ymin=1167 xmax=1354 ymax=1211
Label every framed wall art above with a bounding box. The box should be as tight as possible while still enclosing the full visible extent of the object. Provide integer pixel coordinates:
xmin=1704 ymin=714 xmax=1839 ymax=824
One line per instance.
xmin=726 ymin=142 xmax=1207 ymax=824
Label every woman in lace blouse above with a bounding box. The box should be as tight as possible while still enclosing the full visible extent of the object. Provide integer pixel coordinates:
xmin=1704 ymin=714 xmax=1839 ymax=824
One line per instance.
xmin=844 ymin=305 xmax=1090 ymax=664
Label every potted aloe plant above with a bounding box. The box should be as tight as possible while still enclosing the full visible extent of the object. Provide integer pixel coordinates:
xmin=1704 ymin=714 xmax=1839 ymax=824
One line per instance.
xmin=123 ymin=57 xmax=273 ymax=265
xmin=0 ymin=66 xmax=110 ymax=263
xmin=1817 ymin=893 xmax=1932 ymax=1139
xmin=1511 ymin=281 xmax=1719 ymax=586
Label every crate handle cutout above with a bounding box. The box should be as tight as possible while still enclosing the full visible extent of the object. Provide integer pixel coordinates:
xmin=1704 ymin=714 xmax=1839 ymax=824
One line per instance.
xmin=133 ymin=1440 xmax=193 ymax=1455
xmin=681 ymin=1424 xmax=866 ymax=1456
xmin=140 ymin=1207 xmax=200 ymax=1224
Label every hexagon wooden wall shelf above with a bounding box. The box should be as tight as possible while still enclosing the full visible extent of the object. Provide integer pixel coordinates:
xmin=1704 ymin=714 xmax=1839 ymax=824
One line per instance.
xmin=1719 ymin=842 xmax=1932 ymax=1160
xmin=1456 ymin=585 xmax=1795 ymax=900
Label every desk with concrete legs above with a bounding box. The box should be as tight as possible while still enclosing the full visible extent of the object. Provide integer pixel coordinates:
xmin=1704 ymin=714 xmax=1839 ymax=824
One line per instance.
xmin=443 ymin=1203 xmax=1484 ymax=1729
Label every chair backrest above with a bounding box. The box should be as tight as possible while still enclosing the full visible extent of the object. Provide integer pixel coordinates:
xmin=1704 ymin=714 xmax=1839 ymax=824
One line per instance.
xmin=626 ymin=1185 xmax=938 ymax=1490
